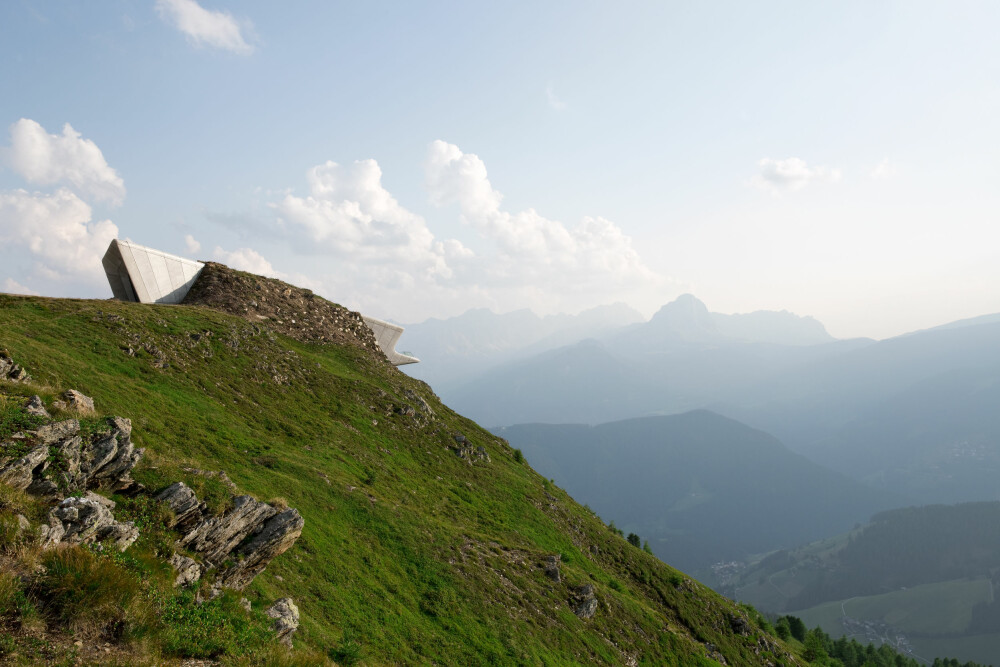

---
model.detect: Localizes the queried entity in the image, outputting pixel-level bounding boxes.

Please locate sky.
[1,1,998,340]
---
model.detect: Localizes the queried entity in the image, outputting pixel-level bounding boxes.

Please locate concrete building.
[101,239,418,366]
[102,239,204,304]
[362,316,419,365]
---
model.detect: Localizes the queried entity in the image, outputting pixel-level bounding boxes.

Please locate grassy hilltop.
[0,268,803,665]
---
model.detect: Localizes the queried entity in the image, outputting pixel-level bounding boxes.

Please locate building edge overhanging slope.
[100,239,418,366]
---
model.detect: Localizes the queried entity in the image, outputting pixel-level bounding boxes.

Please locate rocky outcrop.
[41,493,138,551]
[572,584,598,619]
[52,389,96,415]
[452,434,491,464]
[169,553,202,587]
[3,416,144,497]
[266,598,300,647]
[0,350,31,383]
[157,482,304,590]
[25,395,49,418]
[543,554,561,582]
[0,444,49,491]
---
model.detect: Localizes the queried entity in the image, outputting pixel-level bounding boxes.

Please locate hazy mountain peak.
[648,294,718,338]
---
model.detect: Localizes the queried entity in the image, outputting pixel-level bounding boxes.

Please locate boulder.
[168,552,203,587]
[0,350,30,383]
[157,484,304,591]
[177,495,279,566]
[216,508,305,589]
[35,419,80,445]
[43,493,138,550]
[266,598,300,647]
[56,389,96,415]
[24,395,49,418]
[0,444,49,491]
[571,584,598,619]
[156,482,206,530]
[543,554,561,582]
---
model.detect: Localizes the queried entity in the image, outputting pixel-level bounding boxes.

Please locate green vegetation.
[0,292,801,665]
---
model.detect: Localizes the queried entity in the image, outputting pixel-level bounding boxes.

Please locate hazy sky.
[1,1,998,339]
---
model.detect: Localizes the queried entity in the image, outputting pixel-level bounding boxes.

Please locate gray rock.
[0,444,49,490]
[572,584,598,619]
[156,482,206,530]
[729,613,752,636]
[35,419,80,445]
[24,395,49,418]
[543,554,561,582]
[169,552,202,587]
[61,390,95,414]
[266,598,300,647]
[16,514,30,532]
[0,350,30,383]
[177,495,279,566]
[403,388,433,416]
[240,597,252,612]
[43,493,138,551]
[216,508,305,589]
[79,417,143,490]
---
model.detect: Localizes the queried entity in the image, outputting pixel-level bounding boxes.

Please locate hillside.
[730,503,1000,666]
[0,269,804,666]
[495,411,901,574]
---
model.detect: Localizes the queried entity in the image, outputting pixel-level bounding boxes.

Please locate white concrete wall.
[362,316,419,365]
[102,240,205,304]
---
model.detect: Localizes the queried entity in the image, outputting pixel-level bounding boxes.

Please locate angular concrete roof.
[102,239,204,304]
[362,316,419,366]
[101,239,418,366]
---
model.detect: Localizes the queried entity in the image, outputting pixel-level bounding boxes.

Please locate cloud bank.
[156,0,254,55]
[1,120,122,289]
[6,119,125,205]
[249,141,669,320]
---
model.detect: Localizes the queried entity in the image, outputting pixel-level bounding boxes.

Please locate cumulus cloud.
[2,278,39,296]
[212,246,282,278]
[252,142,670,321]
[272,158,467,280]
[0,188,119,283]
[156,0,254,55]
[424,140,659,286]
[754,157,841,193]
[6,119,125,205]
[184,234,201,254]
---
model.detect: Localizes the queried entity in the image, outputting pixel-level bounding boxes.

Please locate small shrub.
[36,546,146,637]
[512,449,524,464]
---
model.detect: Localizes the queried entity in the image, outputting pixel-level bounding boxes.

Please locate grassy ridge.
[0,294,797,665]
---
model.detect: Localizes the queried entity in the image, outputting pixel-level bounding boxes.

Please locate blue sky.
[1,1,998,339]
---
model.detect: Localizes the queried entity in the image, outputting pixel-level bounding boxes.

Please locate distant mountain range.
[406,295,1000,505]
[495,410,901,574]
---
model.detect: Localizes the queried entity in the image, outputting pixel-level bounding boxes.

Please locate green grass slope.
[0,290,801,666]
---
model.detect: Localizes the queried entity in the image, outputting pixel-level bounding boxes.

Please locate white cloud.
[155,0,254,55]
[6,119,126,205]
[246,143,671,322]
[424,140,660,286]
[2,278,39,296]
[212,246,282,278]
[754,157,841,193]
[184,234,201,254]
[272,158,464,280]
[870,157,895,180]
[0,188,119,283]
[546,83,567,111]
